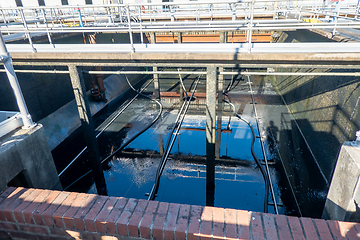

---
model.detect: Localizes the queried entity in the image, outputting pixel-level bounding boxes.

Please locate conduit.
[63,76,163,189]
[58,76,153,177]
[245,75,279,214]
[148,75,201,201]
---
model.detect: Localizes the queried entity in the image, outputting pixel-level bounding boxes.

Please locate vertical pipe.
[206,65,217,206]
[150,32,156,44]
[0,33,35,129]
[139,7,144,44]
[216,67,224,159]
[153,66,160,99]
[247,0,254,53]
[126,5,134,52]
[68,64,107,196]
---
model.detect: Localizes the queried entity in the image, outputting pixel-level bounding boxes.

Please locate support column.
[68,64,107,196]
[177,32,182,43]
[150,32,156,44]
[153,66,160,99]
[216,67,224,159]
[206,65,217,206]
[219,31,226,43]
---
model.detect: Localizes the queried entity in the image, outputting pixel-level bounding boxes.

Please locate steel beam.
[206,65,217,206]
[68,64,107,196]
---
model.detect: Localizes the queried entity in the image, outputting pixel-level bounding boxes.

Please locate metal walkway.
[1,0,360,53]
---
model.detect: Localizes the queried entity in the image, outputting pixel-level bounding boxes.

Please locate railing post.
[247,0,255,53]
[19,9,36,53]
[206,65,217,206]
[153,66,160,99]
[126,5,135,52]
[41,9,54,48]
[0,33,35,129]
[68,64,107,196]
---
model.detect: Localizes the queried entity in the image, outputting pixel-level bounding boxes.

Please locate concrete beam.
[9,52,360,67]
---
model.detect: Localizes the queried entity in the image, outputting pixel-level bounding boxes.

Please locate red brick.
[327,220,346,240]
[18,224,49,235]
[237,209,250,240]
[300,217,319,240]
[13,189,42,223]
[200,206,213,240]
[116,198,138,236]
[263,213,278,240]
[338,221,358,240]
[73,194,98,231]
[33,190,61,225]
[53,192,79,228]
[313,219,332,240]
[62,193,90,230]
[354,222,360,233]
[287,216,305,240]
[152,201,169,240]
[84,196,108,232]
[127,199,148,238]
[251,212,264,240]
[175,204,190,240]
[42,191,71,227]
[0,187,26,221]
[0,221,19,231]
[9,230,38,240]
[22,189,51,224]
[0,230,11,239]
[0,187,17,204]
[224,208,237,240]
[3,188,34,222]
[212,207,224,239]
[274,214,291,240]
[163,203,180,240]
[105,197,128,235]
[94,197,118,233]
[188,205,202,240]
[139,200,159,239]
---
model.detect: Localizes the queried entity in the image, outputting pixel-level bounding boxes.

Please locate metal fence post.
[0,33,35,129]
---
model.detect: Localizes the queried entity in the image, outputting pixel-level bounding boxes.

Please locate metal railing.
[0,0,360,52]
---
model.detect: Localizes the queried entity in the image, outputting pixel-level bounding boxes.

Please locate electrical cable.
[148,75,201,201]
[223,98,270,213]
[58,75,153,177]
[245,74,278,214]
[64,75,163,190]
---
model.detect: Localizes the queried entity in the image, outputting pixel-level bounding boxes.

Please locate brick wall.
[0,187,359,240]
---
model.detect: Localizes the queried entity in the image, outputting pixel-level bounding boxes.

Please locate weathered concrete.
[39,72,142,151]
[0,124,62,192]
[323,142,360,222]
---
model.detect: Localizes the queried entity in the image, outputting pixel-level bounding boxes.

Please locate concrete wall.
[0,124,62,192]
[323,142,360,222]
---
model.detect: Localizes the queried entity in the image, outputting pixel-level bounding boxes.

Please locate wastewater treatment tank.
[53,68,342,218]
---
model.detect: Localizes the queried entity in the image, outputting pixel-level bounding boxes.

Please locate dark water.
[53,74,327,217]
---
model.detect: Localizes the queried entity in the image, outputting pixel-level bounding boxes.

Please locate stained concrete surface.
[0,124,62,192]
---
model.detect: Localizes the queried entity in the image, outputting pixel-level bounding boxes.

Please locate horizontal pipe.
[2,69,359,77]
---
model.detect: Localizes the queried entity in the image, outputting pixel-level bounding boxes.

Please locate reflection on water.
[54,74,329,218]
